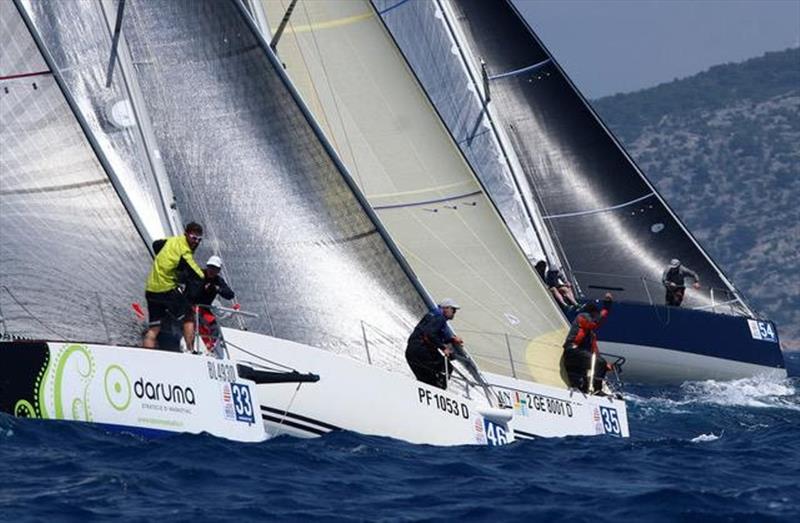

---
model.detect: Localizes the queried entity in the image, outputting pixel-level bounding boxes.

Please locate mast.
[233,0,439,314]
[435,0,565,273]
[501,0,754,316]
[98,0,183,237]
[13,0,154,251]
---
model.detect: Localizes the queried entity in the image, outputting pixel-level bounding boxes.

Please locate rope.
[268,381,304,439]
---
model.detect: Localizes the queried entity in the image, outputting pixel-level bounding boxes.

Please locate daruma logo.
[104,364,132,411]
[134,377,196,405]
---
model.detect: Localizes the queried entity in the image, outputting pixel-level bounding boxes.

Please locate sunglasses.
[188,234,203,242]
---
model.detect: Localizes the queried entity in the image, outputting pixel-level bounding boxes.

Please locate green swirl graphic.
[14,399,36,418]
[104,364,131,411]
[52,344,95,421]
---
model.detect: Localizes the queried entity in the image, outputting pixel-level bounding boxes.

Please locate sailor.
[562,293,613,394]
[406,298,464,390]
[186,255,235,354]
[545,267,579,310]
[189,255,235,307]
[143,222,205,350]
[534,260,547,281]
[662,258,700,307]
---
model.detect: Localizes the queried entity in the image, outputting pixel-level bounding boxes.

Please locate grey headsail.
[67,0,431,370]
[0,1,152,344]
[379,0,751,315]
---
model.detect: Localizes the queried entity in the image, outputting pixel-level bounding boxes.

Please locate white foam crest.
[680,374,799,409]
[690,432,721,443]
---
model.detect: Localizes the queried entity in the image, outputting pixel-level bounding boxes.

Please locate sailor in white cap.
[184,255,237,354]
[405,298,464,389]
[662,258,700,307]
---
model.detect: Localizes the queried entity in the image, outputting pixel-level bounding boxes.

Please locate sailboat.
[375,0,787,384]
[249,0,629,438]
[0,0,293,442]
[2,0,524,446]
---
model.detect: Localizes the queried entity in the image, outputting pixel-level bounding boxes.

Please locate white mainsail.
[258,0,569,386]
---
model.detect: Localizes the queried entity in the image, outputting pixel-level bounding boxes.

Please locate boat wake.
[629,373,800,412]
[680,374,799,410]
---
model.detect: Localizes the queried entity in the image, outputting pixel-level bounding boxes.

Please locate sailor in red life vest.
[562,293,613,394]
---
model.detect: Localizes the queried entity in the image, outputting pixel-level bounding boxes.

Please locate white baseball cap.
[206,255,223,268]
[438,298,460,309]
[669,258,681,268]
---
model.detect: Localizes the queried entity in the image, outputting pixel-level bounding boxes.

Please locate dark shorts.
[145,290,186,327]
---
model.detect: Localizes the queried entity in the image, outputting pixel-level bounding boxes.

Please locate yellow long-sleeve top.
[145,235,204,293]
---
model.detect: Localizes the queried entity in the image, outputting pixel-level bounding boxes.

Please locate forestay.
[0,1,151,345]
[258,0,569,385]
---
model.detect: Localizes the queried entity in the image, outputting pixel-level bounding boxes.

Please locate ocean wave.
[627,374,799,412]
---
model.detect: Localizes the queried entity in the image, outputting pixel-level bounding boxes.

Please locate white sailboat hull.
[223,328,514,446]
[484,372,630,439]
[0,340,266,442]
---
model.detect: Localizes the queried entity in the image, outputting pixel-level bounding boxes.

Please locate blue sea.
[2,353,799,522]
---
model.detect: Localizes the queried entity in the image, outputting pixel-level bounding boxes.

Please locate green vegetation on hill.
[591,48,800,349]
[594,48,800,143]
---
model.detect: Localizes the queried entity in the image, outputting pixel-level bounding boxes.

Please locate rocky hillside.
[592,48,800,350]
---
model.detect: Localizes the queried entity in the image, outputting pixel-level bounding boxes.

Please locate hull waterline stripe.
[261,405,341,431]
[372,190,483,210]
[262,413,329,436]
[542,193,655,220]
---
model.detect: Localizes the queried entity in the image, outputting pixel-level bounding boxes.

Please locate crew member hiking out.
[562,293,613,394]
[406,298,464,390]
[187,255,235,355]
[545,267,579,310]
[662,258,700,307]
[143,222,205,350]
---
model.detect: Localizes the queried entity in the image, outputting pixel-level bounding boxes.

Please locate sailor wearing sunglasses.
[143,222,205,350]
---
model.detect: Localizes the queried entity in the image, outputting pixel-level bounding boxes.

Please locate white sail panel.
[261,0,569,385]
[0,2,152,344]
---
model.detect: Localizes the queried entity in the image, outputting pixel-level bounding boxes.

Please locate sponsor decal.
[104,364,132,411]
[222,383,236,421]
[474,416,486,444]
[134,377,196,405]
[748,320,777,343]
[593,406,605,434]
[495,388,573,418]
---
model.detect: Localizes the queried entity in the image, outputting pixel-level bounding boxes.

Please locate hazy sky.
[514,0,800,99]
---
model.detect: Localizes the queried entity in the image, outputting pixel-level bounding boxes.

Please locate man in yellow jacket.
[143,222,205,350]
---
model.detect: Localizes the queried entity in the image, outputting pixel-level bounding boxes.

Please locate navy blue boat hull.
[567,302,786,384]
